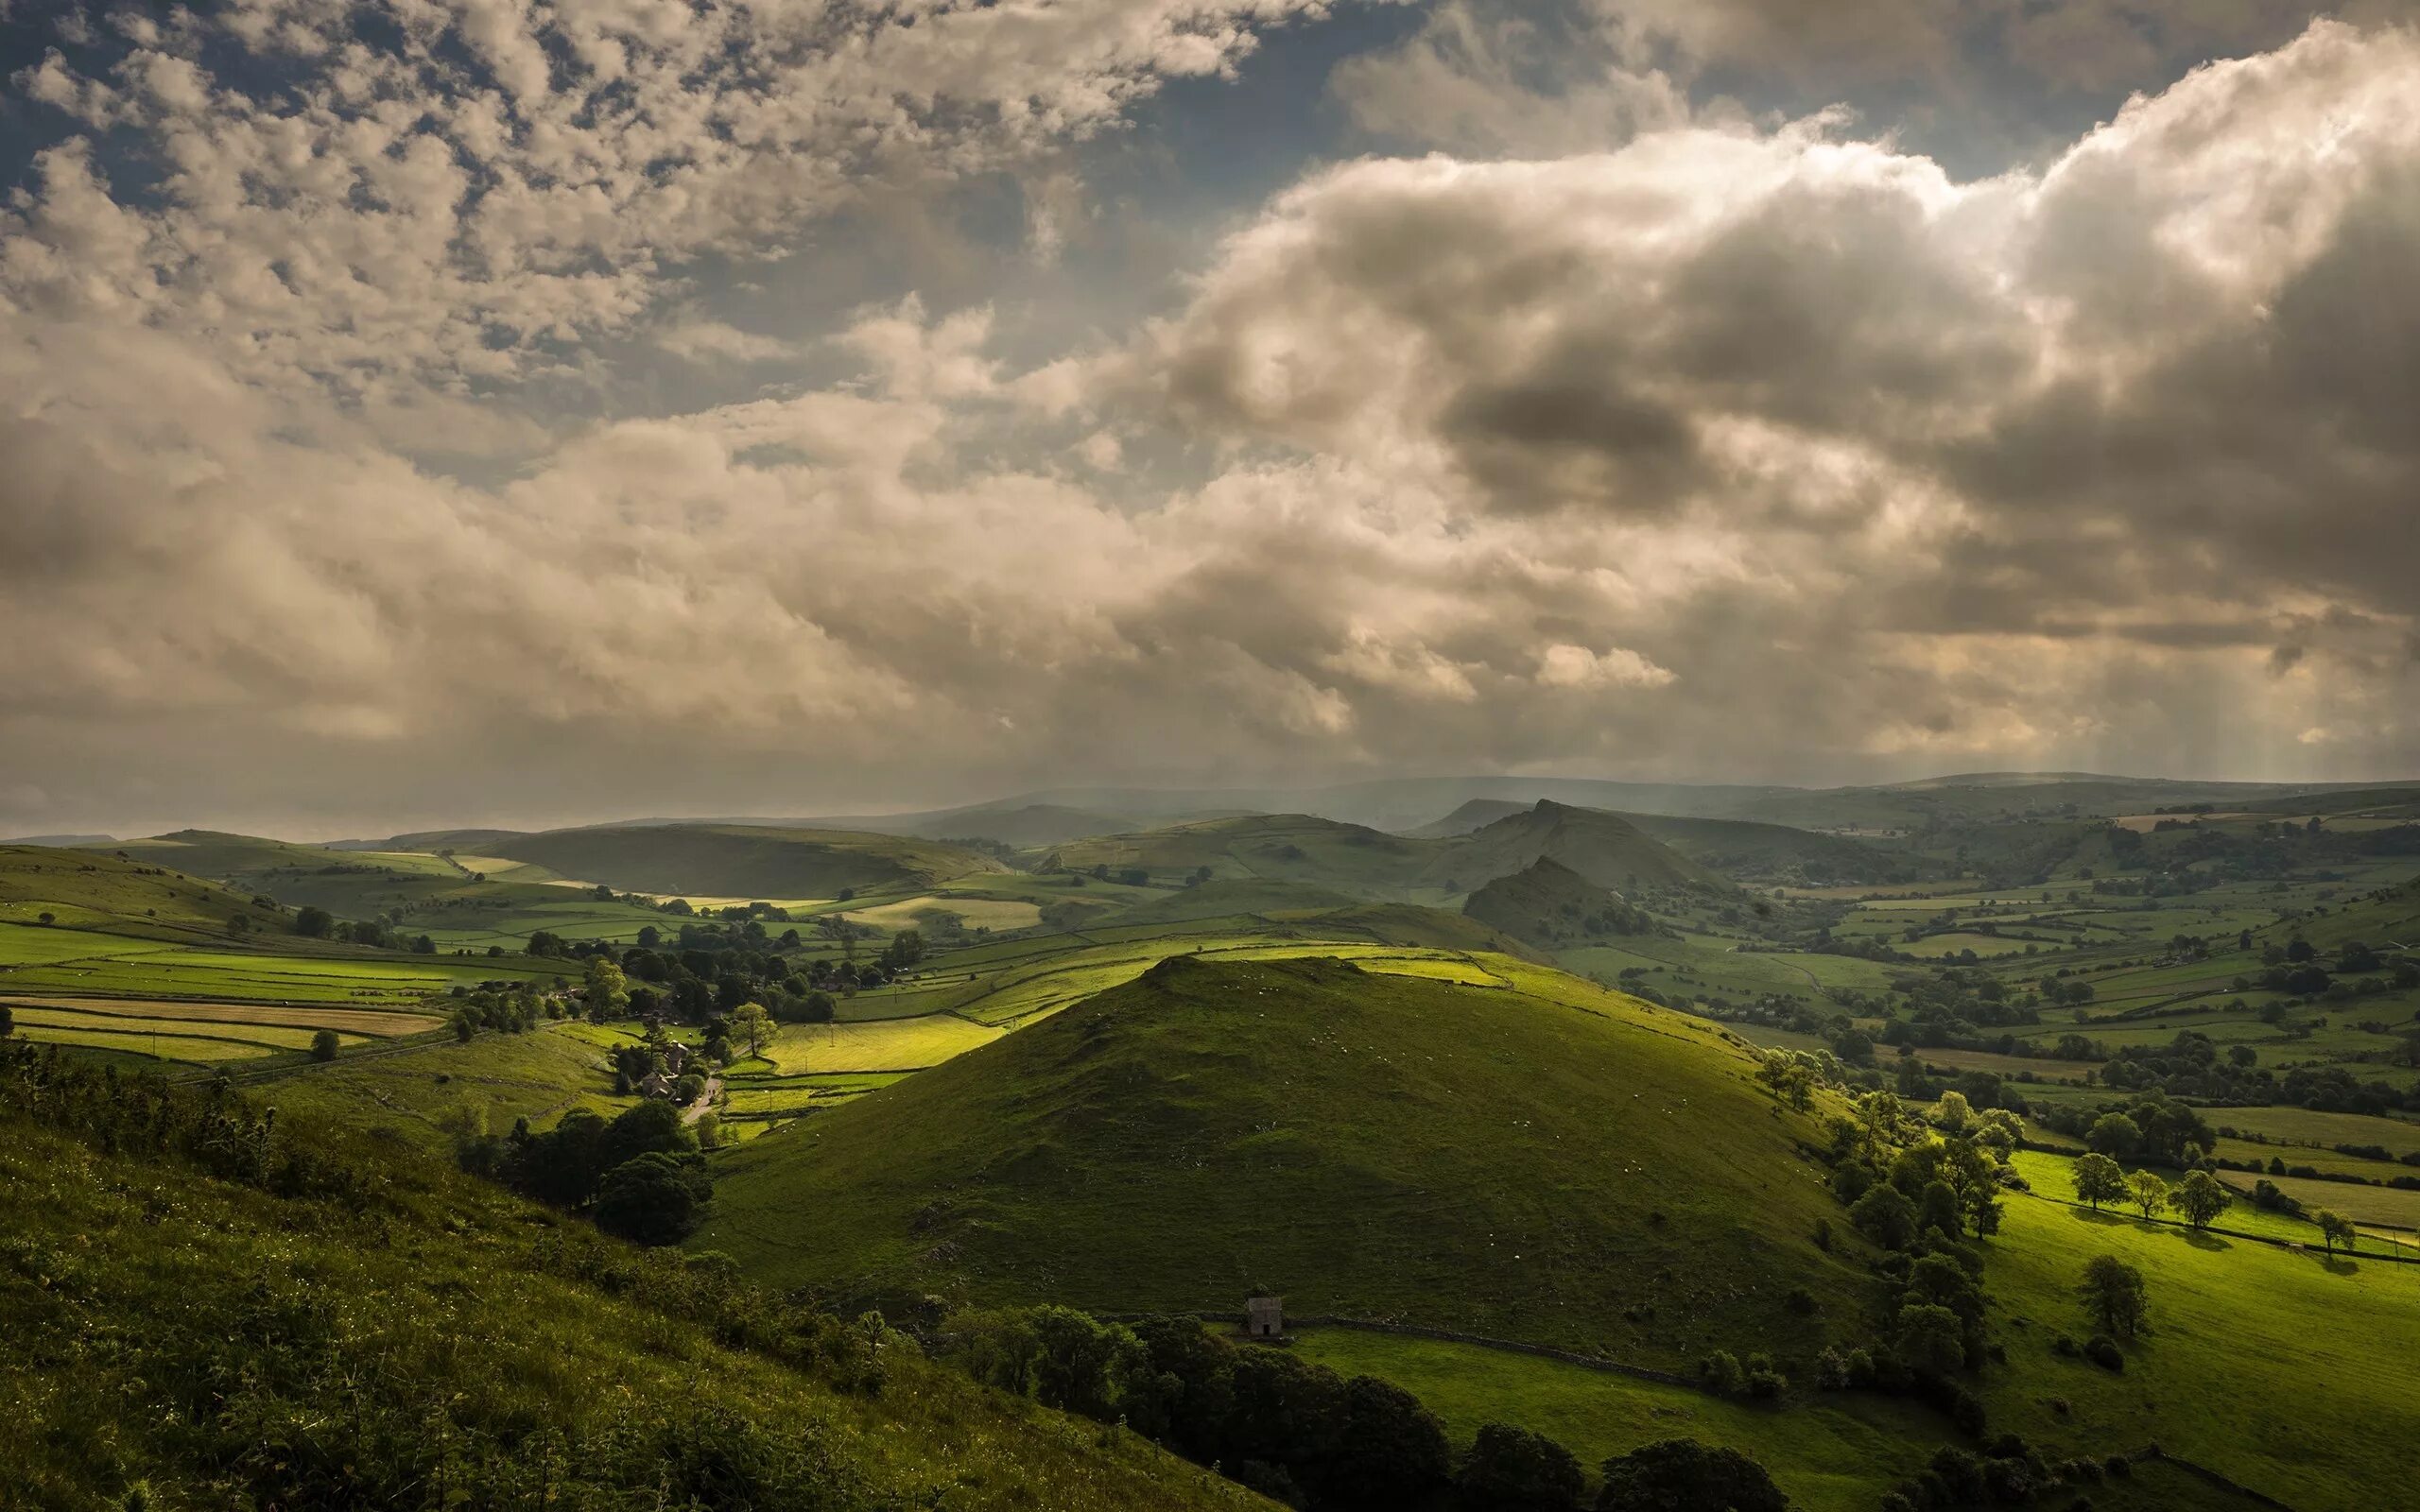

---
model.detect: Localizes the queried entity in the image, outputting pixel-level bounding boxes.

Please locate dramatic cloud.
[1,4,2415,834]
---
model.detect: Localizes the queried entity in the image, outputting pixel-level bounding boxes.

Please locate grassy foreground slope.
[700,954,1870,1365]
[0,1046,1269,1512]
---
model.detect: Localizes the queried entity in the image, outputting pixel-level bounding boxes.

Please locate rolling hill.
[0,845,288,938]
[1461,859,1659,948]
[697,953,1872,1366]
[1402,799,1530,838]
[477,823,1007,899]
[1045,815,1435,899]
[1425,801,1729,895]
[1622,814,1930,885]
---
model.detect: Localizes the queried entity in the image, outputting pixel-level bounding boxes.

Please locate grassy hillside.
[0,844,558,1026]
[698,954,1872,1365]
[1623,814,1928,886]
[489,823,1004,899]
[0,844,288,938]
[1426,802,1729,894]
[1403,799,1530,838]
[0,1046,1270,1512]
[1461,859,1657,949]
[1045,815,1438,900]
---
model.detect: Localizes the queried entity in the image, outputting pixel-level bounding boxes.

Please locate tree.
[2125,1169,2169,1220]
[584,957,630,1023]
[592,1153,709,1245]
[2072,1152,2126,1211]
[878,929,926,971]
[2316,1209,2357,1257]
[2169,1169,2230,1230]
[2087,1112,2141,1159]
[1851,1182,1917,1250]
[1459,1423,1585,1512]
[1330,1374,1453,1511]
[1894,1302,1969,1376]
[0,1004,11,1038]
[599,1097,694,1170]
[1935,1090,1974,1134]
[1596,1439,1787,1512]
[309,1028,340,1062]
[2080,1255,2149,1338]
[293,905,333,938]
[729,1001,773,1058]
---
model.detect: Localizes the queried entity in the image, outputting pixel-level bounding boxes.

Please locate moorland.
[9,769,2419,1510]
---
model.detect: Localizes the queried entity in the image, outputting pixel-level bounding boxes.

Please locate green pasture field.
[1981,1180,2420,1512]
[757,1015,1002,1074]
[0,995,443,1036]
[2210,1137,2407,1182]
[7,1005,372,1054]
[11,1025,285,1063]
[841,893,1046,933]
[0,944,557,1004]
[1287,1328,1947,1512]
[262,1022,631,1150]
[1907,1044,2080,1078]
[1900,931,2036,959]
[2211,1106,2420,1149]
[2224,1171,2420,1230]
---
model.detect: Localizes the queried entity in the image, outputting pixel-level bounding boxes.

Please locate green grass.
[755,1015,1003,1073]
[1979,1184,2420,1512]
[0,1060,1273,1512]
[698,954,1876,1367]
[1287,1328,1946,1512]
[477,823,1006,900]
[259,1022,631,1150]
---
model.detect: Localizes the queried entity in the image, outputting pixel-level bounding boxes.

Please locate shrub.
[1458,1423,1585,1512]
[593,1153,711,1246]
[309,1028,340,1062]
[2083,1335,2124,1372]
[1698,1351,1745,1396]
[1597,1439,1786,1512]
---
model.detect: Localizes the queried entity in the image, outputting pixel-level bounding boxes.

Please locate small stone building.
[1245,1295,1284,1339]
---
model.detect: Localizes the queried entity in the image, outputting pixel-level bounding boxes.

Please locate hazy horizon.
[24,765,2420,849]
[7,1,2419,837]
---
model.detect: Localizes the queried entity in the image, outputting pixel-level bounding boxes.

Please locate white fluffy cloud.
[2,6,2417,833]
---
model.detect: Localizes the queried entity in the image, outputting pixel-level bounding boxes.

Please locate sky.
[3,0,2418,838]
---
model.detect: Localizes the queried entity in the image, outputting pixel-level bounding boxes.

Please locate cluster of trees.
[942,1307,1785,1512]
[290,903,436,953]
[2069,1152,2232,1229]
[2031,1093,2215,1168]
[549,921,929,1028]
[1822,1091,2008,1401]
[1879,1438,2130,1512]
[455,1098,712,1245]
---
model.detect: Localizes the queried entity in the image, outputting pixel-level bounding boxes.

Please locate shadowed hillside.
[1426,801,1729,895]
[487,823,1006,898]
[1461,859,1660,948]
